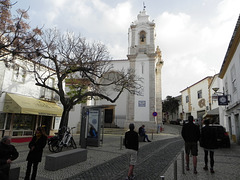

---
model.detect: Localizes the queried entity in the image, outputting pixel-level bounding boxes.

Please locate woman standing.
[24,127,47,180]
[200,119,218,173]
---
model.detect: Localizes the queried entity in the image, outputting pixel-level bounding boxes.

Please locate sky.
[11,0,240,99]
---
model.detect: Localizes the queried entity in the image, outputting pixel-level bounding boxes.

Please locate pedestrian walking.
[124,123,139,180]
[24,127,47,180]
[181,115,200,174]
[0,136,19,180]
[200,119,218,173]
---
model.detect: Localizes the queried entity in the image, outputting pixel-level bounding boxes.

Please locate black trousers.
[24,161,39,180]
[204,150,214,168]
[0,164,10,180]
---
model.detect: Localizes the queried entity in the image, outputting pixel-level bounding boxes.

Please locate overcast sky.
[12,0,240,99]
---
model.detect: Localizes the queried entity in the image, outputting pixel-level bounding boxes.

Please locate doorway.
[41,116,52,135]
[235,114,240,145]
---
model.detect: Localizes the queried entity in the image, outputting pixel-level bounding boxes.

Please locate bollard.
[160,176,165,180]
[174,160,177,180]
[120,136,123,150]
[152,132,153,140]
[182,150,185,174]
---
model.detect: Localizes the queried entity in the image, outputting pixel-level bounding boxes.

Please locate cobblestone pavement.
[69,137,184,180]
[11,124,240,180]
[163,143,240,180]
[13,124,181,180]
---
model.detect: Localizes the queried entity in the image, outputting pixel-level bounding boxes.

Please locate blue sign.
[152,112,158,117]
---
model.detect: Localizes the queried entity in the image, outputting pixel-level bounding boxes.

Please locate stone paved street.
[10,124,240,180]
[70,137,184,180]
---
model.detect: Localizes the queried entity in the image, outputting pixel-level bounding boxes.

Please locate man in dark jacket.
[138,125,151,142]
[200,119,218,173]
[0,136,19,180]
[181,115,200,174]
[124,123,139,180]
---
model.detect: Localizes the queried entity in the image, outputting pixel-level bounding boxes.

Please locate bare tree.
[30,29,143,128]
[0,0,42,61]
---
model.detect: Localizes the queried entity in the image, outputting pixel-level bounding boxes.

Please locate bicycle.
[48,126,77,153]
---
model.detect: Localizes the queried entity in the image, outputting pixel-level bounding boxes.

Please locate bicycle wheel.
[49,144,54,152]
[51,139,63,153]
[48,138,57,152]
[70,137,77,149]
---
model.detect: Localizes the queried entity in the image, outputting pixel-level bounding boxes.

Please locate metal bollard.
[160,176,165,180]
[182,150,185,174]
[174,160,177,180]
[120,136,123,150]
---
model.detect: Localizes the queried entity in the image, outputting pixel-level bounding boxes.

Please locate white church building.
[90,9,164,131]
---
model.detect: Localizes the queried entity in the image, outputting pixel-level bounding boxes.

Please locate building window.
[231,66,237,93]
[186,95,189,103]
[40,78,55,100]
[12,114,36,136]
[225,81,228,95]
[12,64,26,83]
[197,90,202,99]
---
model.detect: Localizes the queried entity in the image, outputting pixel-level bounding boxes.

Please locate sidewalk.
[13,125,180,180]
[11,124,240,180]
[163,139,240,180]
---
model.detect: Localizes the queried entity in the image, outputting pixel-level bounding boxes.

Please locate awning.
[203,107,219,118]
[3,93,63,116]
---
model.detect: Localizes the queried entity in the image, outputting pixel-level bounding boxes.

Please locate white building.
[218,15,240,144]
[180,76,213,124]
[94,9,164,131]
[0,57,63,137]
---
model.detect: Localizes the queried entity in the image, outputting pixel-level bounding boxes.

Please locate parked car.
[209,124,231,148]
[170,119,181,125]
[180,120,188,126]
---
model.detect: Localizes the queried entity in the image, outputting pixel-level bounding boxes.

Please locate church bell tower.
[126,8,164,130]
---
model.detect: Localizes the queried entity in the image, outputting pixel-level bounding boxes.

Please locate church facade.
[94,9,164,131]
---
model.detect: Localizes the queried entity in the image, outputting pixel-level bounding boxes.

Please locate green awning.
[3,93,63,116]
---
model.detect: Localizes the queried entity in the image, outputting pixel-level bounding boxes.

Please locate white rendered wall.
[134,54,150,122]
[221,42,240,135]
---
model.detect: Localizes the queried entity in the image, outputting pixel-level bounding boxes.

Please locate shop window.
[13,114,35,130]
[12,114,36,136]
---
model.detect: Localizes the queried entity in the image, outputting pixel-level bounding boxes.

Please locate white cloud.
[154,0,239,99]
[14,0,240,99]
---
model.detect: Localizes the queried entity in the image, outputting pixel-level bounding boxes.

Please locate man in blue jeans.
[181,115,200,174]
[138,125,151,142]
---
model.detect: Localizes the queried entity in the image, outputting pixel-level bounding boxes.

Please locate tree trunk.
[59,108,70,129]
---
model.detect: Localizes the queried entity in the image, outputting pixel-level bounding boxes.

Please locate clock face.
[218,95,228,105]
[219,96,227,103]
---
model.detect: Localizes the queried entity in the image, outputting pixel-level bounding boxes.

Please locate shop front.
[0,93,63,138]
